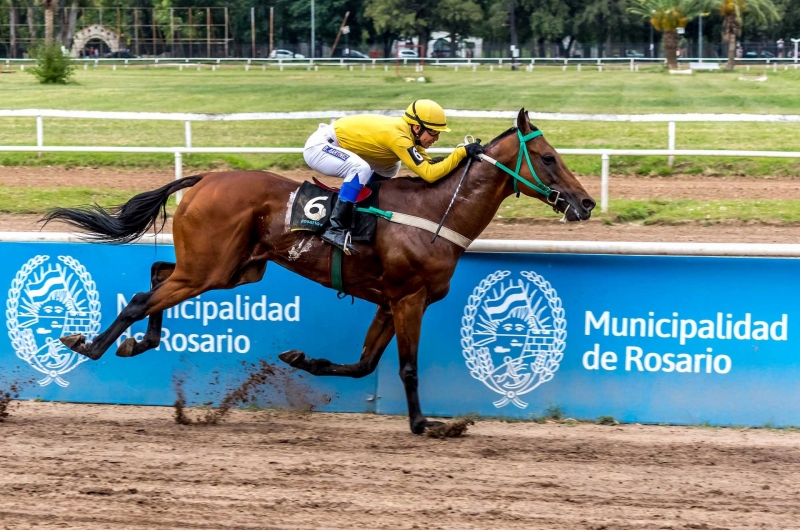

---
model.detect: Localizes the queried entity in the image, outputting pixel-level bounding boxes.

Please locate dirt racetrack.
[1,401,798,530]
[3,168,800,528]
[5,166,800,243]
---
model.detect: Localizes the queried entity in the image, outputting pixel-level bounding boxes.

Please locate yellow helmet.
[403,99,451,133]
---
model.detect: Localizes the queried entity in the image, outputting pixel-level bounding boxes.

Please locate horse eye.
[542,155,556,165]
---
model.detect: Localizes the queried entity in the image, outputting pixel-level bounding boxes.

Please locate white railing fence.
[2,108,799,212]
[4,56,799,80]
[4,56,800,68]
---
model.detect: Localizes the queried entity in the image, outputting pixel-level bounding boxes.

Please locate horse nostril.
[582,198,596,211]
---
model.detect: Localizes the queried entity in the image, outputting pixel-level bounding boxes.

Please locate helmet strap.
[411,124,424,145]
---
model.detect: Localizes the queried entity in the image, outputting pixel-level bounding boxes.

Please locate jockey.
[303,99,485,253]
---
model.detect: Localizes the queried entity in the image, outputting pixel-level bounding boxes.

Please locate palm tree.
[40,0,58,43]
[4,0,19,58]
[708,0,779,70]
[628,0,707,69]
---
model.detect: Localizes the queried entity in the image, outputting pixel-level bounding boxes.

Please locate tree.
[4,0,19,58]
[707,0,779,70]
[629,0,707,69]
[433,0,482,57]
[365,0,434,56]
[576,0,630,57]
[29,41,74,83]
[522,0,586,57]
[39,0,58,43]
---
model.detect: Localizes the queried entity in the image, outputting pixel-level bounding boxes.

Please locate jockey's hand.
[464,141,485,161]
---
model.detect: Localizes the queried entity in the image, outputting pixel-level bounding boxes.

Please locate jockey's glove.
[464,142,485,161]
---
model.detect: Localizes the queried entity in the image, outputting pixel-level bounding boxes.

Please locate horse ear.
[516,108,530,133]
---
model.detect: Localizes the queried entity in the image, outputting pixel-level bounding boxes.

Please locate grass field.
[2,66,799,223]
[3,64,799,113]
[1,66,799,174]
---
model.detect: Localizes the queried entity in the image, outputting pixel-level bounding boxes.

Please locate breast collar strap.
[480,129,557,203]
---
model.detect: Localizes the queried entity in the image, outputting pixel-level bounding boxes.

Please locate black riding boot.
[321,198,358,255]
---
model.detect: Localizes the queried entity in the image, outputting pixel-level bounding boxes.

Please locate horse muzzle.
[549,190,595,222]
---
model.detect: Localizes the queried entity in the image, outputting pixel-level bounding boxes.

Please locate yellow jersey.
[333,115,467,183]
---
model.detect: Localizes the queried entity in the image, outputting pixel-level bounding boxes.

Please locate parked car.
[269,49,305,59]
[397,49,419,58]
[625,50,645,58]
[744,50,775,58]
[331,48,369,59]
[104,50,139,59]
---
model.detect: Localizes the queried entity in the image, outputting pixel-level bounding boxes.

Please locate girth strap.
[357,206,472,249]
[330,207,472,294]
[331,246,345,293]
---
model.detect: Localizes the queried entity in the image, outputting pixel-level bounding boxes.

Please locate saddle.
[290,178,382,243]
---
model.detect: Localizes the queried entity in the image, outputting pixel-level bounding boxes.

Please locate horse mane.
[484,126,517,149]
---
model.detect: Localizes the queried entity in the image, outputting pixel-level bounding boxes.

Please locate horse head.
[486,108,595,222]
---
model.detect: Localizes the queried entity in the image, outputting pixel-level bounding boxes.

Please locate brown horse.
[43,109,595,434]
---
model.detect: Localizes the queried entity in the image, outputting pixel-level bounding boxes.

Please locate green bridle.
[480,129,560,204]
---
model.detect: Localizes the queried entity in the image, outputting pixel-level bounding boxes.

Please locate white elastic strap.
[388,212,472,249]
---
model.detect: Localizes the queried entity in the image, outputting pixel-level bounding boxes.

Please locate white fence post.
[668,121,676,167]
[174,152,184,204]
[36,113,43,158]
[185,121,192,156]
[601,153,610,213]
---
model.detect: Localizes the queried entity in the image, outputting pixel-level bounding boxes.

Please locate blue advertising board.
[2,241,799,426]
[1,242,378,413]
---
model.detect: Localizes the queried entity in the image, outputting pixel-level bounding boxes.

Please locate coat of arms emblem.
[6,255,101,387]
[461,270,566,408]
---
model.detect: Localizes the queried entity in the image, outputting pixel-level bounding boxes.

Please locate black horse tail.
[41,175,204,244]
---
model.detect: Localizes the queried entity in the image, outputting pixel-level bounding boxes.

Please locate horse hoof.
[116,338,137,358]
[60,334,85,350]
[278,350,306,367]
[411,419,444,435]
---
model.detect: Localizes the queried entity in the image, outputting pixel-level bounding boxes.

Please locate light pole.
[793,38,800,64]
[698,14,703,60]
[310,0,315,59]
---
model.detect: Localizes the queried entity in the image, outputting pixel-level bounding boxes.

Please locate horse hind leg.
[280,306,394,377]
[61,288,161,361]
[62,266,208,360]
[117,261,175,358]
[118,258,268,358]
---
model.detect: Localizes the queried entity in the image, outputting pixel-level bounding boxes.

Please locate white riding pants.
[303,123,400,185]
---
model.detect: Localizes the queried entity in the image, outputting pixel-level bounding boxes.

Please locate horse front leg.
[279,306,394,377]
[391,288,442,435]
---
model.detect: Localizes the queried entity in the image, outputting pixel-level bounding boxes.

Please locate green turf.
[1,67,799,175]
[498,197,800,224]
[0,186,161,214]
[2,64,799,113]
[4,183,799,225]
[3,66,800,224]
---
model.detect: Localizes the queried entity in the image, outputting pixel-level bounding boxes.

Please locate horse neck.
[444,140,517,241]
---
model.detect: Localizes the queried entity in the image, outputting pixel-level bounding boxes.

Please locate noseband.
[479,129,561,206]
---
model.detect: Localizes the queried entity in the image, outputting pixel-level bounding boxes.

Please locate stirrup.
[343,232,353,256]
[322,228,357,255]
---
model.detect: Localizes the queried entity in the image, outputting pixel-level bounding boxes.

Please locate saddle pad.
[290,180,381,243]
